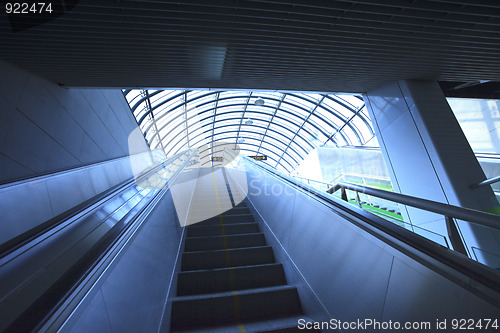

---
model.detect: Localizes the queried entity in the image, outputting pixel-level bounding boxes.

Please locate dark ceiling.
[1,0,500,93]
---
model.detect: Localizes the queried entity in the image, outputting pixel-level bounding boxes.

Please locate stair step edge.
[172,316,319,333]
[188,222,259,229]
[178,262,283,275]
[172,285,297,303]
[183,245,272,255]
[185,232,264,240]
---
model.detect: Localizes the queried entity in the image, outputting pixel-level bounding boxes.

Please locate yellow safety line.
[210,167,246,333]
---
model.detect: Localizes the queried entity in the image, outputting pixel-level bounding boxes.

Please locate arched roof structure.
[124,89,375,173]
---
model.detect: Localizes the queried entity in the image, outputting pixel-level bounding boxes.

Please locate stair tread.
[177,263,286,296]
[172,315,319,332]
[171,286,303,331]
[193,219,256,226]
[185,232,264,243]
[192,214,255,225]
[178,262,281,274]
[184,233,266,252]
[184,244,272,255]
[187,222,258,229]
[181,246,275,271]
[173,284,296,302]
[186,223,260,237]
[172,191,308,332]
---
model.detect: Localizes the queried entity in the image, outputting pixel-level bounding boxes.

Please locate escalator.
[0,151,193,332]
[2,151,500,332]
[170,169,316,332]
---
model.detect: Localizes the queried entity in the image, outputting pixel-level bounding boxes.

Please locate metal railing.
[288,172,500,260]
[326,181,500,257]
[471,175,500,189]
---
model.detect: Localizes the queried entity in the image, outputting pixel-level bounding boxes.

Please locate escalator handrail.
[239,156,500,299]
[0,150,192,259]
[288,175,499,230]
[2,149,196,332]
[327,181,500,230]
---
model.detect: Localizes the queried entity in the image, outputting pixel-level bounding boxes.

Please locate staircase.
[170,168,317,332]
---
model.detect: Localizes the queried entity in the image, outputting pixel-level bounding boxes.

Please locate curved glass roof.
[123,89,375,173]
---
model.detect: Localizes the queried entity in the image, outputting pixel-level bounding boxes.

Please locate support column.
[363,80,500,266]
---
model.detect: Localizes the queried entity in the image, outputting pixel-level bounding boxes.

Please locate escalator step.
[187,208,251,221]
[222,207,251,215]
[184,233,266,252]
[254,316,322,332]
[194,214,255,225]
[190,202,234,210]
[170,285,302,331]
[187,223,260,237]
[170,316,320,332]
[181,246,275,271]
[177,263,286,296]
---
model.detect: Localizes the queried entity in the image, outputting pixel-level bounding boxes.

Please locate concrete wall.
[0,60,146,184]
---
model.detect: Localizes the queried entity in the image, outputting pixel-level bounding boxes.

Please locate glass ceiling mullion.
[126,89,372,174]
[256,94,286,155]
[145,90,166,153]
[182,91,191,149]
[275,95,326,168]
[187,129,301,167]
[322,105,366,146]
[235,92,252,148]
[210,92,220,166]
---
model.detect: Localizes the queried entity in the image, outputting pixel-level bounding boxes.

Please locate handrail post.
[445,216,469,257]
[356,191,362,208]
[341,187,348,202]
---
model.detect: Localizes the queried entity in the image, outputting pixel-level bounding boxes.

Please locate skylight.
[123,89,375,173]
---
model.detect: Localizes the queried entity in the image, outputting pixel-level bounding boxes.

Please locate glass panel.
[134,103,149,123]
[268,122,295,139]
[297,92,323,103]
[273,115,301,129]
[285,95,316,111]
[350,115,371,145]
[219,91,250,99]
[286,146,302,163]
[332,131,350,146]
[218,105,245,114]
[217,97,247,107]
[149,90,174,109]
[316,105,345,128]
[322,97,352,120]
[215,124,240,134]
[293,135,313,153]
[336,94,364,110]
[281,99,309,118]
[448,98,500,154]
[309,114,332,134]
[264,136,288,151]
